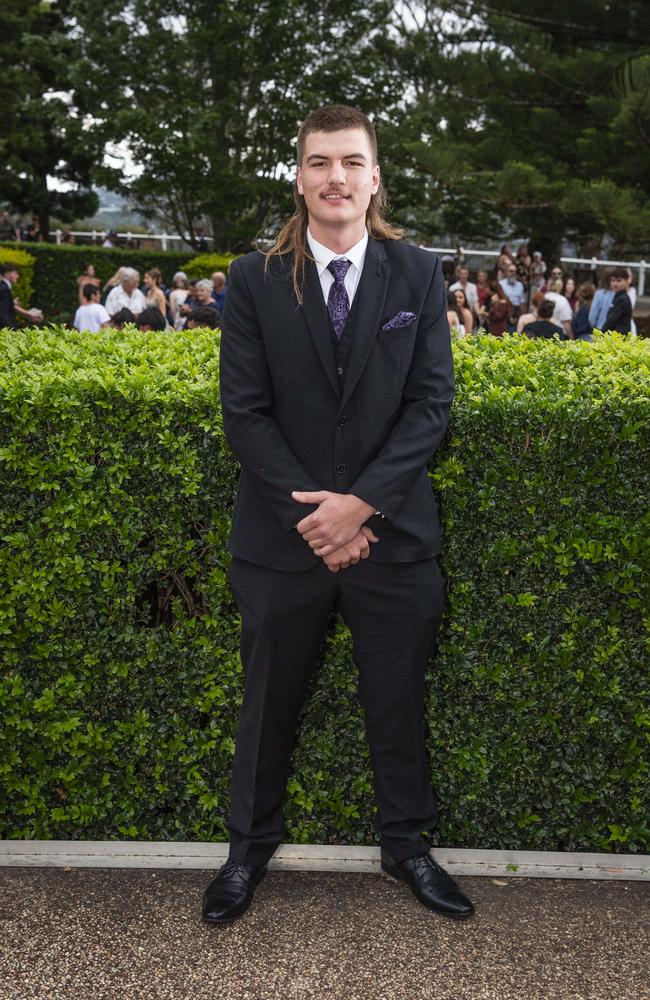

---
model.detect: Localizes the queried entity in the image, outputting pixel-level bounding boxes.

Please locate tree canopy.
[2,0,649,257]
[0,1,100,237]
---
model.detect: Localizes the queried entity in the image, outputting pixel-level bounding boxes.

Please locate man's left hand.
[292,490,376,556]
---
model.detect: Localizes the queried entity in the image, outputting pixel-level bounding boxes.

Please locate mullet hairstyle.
[264,104,403,303]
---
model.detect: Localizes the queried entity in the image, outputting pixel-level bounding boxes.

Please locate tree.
[383,0,650,258]
[70,0,394,251]
[0,1,100,238]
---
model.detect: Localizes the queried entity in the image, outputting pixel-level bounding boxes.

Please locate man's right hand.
[322,525,379,573]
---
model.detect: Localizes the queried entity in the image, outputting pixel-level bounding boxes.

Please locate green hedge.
[0,243,193,323]
[185,252,238,279]
[0,330,648,852]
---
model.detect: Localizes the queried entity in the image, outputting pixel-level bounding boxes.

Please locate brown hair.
[577,282,596,304]
[531,291,545,309]
[145,268,162,286]
[264,104,403,302]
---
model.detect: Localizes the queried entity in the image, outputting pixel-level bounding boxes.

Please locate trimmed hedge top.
[0,329,648,852]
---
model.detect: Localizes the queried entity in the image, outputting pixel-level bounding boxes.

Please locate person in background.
[195,227,208,252]
[487,281,514,336]
[497,243,514,279]
[522,298,567,339]
[516,291,545,333]
[109,308,135,329]
[61,230,76,245]
[625,268,637,335]
[169,271,189,328]
[563,276,578,313]
[136,306,167,331]
[571,283,595,341]
[475,269,491,327]
[194,278,220,313]
[446,289,466,337]
[499,262,525,317]
[544,278,573,338]
[0,263,44,327]
[453,287,474,333]
[449,264,478,318]
[186,306,221,330]
[73,284,111,332]
[529,251,546,296]
[77,263,102,304]
[143,268,167,316]
[211,271,228,312]
[600,268,633,335]
[25,217,43,242]
[541,265,563,294]
[178,279,201,322]
[515,243,531,290]
[103,266,127,298]
[0,210,18,242]
[588,269,614,332]
[102,229,118,248]
[105,268,146,317]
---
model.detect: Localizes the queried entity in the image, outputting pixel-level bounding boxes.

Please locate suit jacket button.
[337,416,347,426]
[337,366,344,375]
[336,464,346,474]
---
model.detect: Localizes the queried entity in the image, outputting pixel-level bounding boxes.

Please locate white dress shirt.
[105,284,147,317]
[306,228,368,307]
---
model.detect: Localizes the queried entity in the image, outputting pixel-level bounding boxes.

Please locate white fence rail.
[50,231,648,296]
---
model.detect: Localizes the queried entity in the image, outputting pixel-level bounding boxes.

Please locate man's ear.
[296,168,303,196]
[372,163,380,196]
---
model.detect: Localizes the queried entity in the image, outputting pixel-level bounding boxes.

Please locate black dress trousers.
[227,555,444,867]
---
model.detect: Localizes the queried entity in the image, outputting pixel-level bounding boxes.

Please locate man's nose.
[327,160,347,185]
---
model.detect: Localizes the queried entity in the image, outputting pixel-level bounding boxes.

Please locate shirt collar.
[307,228,368,277]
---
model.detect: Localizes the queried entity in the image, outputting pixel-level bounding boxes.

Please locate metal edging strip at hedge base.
[1,841,648,881]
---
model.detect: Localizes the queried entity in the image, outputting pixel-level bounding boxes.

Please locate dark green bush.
[0,242,193,323]
[0,330,648,852]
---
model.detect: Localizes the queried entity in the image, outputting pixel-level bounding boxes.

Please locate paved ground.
[1,867,648,1000]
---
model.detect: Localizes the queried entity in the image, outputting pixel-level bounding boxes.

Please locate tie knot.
[327,258,352,283]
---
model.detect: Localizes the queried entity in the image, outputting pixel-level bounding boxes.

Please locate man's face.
[611,276,627,293]
[296,128,380,235]
[197,285,212,304]
[122,277,137,294]
[550,268,562,281]
[4,269,18,285]
[506,265,517,280]
[457,268,469,284]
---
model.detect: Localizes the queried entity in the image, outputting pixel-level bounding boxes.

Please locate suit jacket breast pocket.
[377,322,417,342]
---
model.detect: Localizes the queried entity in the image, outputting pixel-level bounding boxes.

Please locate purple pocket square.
[382,311,417,331]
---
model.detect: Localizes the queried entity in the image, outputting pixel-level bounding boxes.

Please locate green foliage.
[0,2,102,235]
[0,246,35,310]
[384,1,650,256]
[0,330,648,851]
[67,0,395,251]
[185,253,239,279]
[0,243,192,323]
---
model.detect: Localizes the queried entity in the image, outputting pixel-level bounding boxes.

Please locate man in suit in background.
[0,264,43,328]
[205,104,473,924]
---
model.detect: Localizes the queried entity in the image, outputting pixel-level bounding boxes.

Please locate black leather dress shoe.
[202,859,267,924]
[381,850,474,919]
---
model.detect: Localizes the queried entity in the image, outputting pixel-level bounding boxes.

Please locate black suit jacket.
[219,237,454,571]
[602,290,632,335]
[0,281,17,329]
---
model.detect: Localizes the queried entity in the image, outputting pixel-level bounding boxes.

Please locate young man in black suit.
[204,105,473,923]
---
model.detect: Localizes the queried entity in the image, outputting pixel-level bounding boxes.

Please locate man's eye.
[346,160,363,166]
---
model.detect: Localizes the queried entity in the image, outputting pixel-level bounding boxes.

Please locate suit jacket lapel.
[299,259,340,398]
[340,237,389,411]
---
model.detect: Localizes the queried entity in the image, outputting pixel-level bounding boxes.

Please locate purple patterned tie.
[327,259,352,338]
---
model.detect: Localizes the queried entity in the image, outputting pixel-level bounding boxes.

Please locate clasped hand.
[292,490,378,573]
